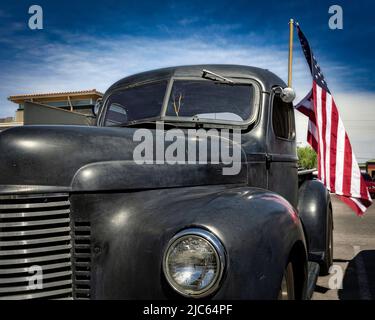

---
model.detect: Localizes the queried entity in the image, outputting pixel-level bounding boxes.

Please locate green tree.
[297,146,317,169]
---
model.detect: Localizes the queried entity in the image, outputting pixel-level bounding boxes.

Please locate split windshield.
[104,81,167,126]
[166,80,254,122]
[103,79,255,126]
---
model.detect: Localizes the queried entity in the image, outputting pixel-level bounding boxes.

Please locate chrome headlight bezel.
[162,228,226,298]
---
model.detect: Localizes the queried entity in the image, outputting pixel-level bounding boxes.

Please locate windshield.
[104,80,167,126]
[166,80,255,122]
[103,78,256,126]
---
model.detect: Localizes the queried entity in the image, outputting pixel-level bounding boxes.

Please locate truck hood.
[0,125,247,194]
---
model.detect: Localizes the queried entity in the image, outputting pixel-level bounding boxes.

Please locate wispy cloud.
[0,31,373,159]
[178,17,199,26]
[0,32,312,112]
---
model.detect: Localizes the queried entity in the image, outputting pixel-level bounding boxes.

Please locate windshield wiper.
[202,69,236,85]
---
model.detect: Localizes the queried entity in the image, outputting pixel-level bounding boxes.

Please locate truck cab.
[0,65,332,300]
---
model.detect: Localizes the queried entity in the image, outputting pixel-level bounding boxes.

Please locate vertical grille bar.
[0,193,73,300]
[73,221,91,300]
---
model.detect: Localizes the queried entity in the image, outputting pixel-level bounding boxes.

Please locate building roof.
[8,89,103,103]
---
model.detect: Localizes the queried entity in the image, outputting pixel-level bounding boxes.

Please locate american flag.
[295,23,372,215]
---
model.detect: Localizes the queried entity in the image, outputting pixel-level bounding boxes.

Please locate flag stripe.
[339,196,365,216]
[295,23,372,215]
[321,89,328,188]
[315,84,325,184]
[335,117,346,195]
[324,93,332,191]
[308,132,319,152]
[342,133,352,195]
[329,99,339,192]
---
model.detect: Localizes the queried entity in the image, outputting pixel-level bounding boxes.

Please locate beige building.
[1,89,103,131]
[8,89,103,121]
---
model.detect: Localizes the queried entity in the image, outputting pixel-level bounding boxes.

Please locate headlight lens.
[163,228,225,297]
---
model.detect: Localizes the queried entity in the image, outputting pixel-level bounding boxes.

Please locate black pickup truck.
[0,65,332,300]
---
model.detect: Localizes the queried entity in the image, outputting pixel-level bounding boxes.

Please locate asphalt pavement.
[312,195,375,300]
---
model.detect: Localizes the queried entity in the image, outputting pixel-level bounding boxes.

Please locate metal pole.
[68,96,73,111]
[288,18,294,87]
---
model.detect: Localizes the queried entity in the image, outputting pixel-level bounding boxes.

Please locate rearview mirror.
[273,87,296,104]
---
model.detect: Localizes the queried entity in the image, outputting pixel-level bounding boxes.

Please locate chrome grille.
[73,221,91,300]
[0,193,73,299]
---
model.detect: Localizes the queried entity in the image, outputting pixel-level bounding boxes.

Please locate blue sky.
[0,0,374,159]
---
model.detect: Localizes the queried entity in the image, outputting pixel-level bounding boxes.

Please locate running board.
[306,261,320,300]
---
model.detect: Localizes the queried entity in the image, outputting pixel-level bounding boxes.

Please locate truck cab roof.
[106,64,286,94]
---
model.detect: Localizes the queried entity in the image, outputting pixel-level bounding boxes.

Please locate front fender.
[70,185,307,299]
[298,179,331,261]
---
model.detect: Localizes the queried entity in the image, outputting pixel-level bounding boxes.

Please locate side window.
[105,103,128,126]
[272,95,295,140]
[102,80,168,127]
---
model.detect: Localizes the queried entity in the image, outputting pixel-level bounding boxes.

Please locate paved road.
[312,195,375,300]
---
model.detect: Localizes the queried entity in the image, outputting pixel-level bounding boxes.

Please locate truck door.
[267,94,299,208]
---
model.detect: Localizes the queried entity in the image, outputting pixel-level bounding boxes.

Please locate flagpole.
[288,18,294,87]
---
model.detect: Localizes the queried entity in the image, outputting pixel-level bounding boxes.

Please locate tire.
[320,207,333,275]
[278,262,295,300]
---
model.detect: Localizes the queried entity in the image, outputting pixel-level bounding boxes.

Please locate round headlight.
[163,228,225,298]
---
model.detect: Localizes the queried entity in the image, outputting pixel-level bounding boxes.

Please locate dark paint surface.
[298,180,331,258]
[71,186,306,299]
[0,125,248,191]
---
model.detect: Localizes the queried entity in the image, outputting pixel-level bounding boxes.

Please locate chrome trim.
[0,288,73,300]
[0,270,72,284]
[0,226,71,237]
[0,235,71,247]
[0,262,71,275]
[0,279,72,294]
[0,193,73,299]
[0,253,72,265]
[0,208,70,219]
[0,186,71,196]
[0,218,70,228]
[0,244,72,256]
[0,200,70,210]
[162,228,226,298]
